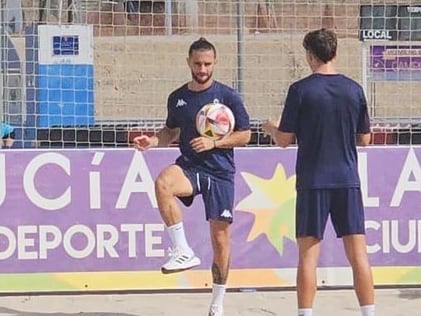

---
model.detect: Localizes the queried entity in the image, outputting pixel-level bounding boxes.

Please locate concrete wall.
[93,34,314,120]
[93,34,421,121]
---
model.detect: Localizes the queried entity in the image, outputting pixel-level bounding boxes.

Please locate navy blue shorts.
[178,166,234,223]
[296,188,366,239]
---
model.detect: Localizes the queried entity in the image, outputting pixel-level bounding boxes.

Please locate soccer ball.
[196,103,235,140]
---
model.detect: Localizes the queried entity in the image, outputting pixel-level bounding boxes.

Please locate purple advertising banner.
[0,147,421,281]
[370,45,421,81]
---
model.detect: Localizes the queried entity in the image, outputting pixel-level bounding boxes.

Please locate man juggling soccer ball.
[134,37,251,316]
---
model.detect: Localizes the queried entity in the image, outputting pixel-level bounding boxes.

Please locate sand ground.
[0,288,418,315]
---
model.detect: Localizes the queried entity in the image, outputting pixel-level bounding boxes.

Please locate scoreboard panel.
[397,6,421,41]
[360,5,421,41]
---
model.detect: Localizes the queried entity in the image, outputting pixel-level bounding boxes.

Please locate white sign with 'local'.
[361,29,393,40]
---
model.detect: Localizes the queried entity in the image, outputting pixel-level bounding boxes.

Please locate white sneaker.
[161,247,201,274]
[209,305,224,316]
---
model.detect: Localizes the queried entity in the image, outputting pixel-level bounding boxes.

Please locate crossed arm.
[262,120,372,148]
[134,126,251,152]
[133,126,180,150]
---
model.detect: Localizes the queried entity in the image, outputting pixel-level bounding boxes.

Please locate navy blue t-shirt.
[279,73,370,190]
[166,81,250,180]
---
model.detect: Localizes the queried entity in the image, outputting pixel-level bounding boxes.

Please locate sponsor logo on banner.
[1,147,421,290]
[370,45,421,81]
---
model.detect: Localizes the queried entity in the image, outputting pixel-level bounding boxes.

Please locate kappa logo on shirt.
[220,209,233,218]
[176,99,187,107]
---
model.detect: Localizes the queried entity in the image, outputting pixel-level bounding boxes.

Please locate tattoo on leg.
[212,262,229,285]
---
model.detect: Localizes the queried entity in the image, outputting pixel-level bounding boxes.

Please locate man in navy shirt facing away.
[262,29,375,316]
[134,37,251,316]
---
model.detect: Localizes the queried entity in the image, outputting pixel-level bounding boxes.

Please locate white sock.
[361,304,375,316]
[210,283,226,307]
[298,308,313,316]
[166,222,191,252]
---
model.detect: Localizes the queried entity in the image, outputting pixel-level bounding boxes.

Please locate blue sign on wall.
[37,25,94,127]
[53,35,80,56]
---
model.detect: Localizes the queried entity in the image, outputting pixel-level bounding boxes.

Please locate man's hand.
[190,136,215,153]
[133,135,157,151]
[262,119,295,148]
[261,119,278,137]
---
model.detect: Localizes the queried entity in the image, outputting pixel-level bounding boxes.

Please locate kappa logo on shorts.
[220,209,232,218]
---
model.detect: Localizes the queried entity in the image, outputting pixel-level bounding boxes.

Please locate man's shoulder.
[169,83,189,98]
[340,75,363,89]
[213,80,237,93]
[293,74,362,90]
[290,74,316,90]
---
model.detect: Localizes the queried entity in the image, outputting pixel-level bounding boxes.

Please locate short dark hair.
[303,28,337,63]
[188,37,216,57]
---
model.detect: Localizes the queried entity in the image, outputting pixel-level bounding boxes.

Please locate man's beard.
[192,72,213,85]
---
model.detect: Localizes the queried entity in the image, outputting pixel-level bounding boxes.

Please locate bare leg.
[154,165,193,226]
[208,219,231,315]
[155,165,200,274]
[343,234,375,306]
[210,220,231,284]
[296,237,321,309]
